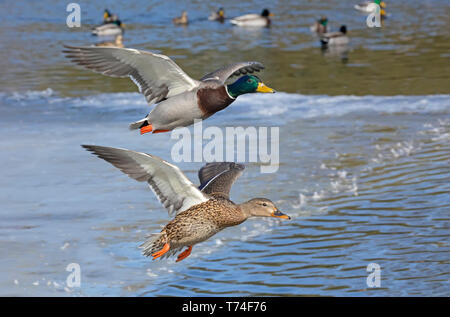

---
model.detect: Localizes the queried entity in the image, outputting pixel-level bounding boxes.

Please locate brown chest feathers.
[162,199,246,244]
[197,86,235,117]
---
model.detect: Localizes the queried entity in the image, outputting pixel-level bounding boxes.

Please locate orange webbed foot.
[152,243,170,260]
[176,246,192,262]
[140,124,153,135]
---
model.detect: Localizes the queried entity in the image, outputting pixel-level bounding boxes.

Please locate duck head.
[104,9,111,20]
[241,198,290,220]
[226,75,275,98]
[319,16,328,26]
[340,25,347,34]
[113,19,124,27]
[261,9,274,17]
[218,7,225,18]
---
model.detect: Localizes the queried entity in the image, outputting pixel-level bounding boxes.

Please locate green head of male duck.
[319,17,328,26]
[226,75,275,98]
[374,0,386,8]
[261,9,274,17]
[112,20,123,27]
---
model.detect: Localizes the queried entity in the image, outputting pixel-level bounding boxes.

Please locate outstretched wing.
[198,162,245,198]
[63,46,200,105]
[200,62,264,83]
[82,145,209,217]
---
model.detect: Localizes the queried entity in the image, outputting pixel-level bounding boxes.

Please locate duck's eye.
[247,79,252,83]
[262,203,267,207]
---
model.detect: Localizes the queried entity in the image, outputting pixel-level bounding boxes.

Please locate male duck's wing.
[198,162,245,198]
[322,31,344,39]
[82,145,209,218]
[230,13,261,23]
[200,62,264,84]
[92,23,119,31]
[63,46,200,105]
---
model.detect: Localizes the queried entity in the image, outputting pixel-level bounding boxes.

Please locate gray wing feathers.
[63,45,199,105]
[200,62,264,83]
[198,162,245,198]
[82,145,209,217]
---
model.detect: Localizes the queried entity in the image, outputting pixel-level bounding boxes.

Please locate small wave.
[240,92,450,120]
[0,88,54,102]
[1,90,448,119]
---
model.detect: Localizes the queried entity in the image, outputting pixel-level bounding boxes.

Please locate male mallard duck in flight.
[310,16,328,34]
[209,7,225,23]
[82,145,290,262]
[230,9,274,27]
[320,25,349,46]
[92,19,124,36]
[173,11,188,25]
[63,46,274,134]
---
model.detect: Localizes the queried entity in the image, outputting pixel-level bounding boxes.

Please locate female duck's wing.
[63,46,200,105]
[200,62,264,84]
[198,162,245,198]
[82,145,209,218]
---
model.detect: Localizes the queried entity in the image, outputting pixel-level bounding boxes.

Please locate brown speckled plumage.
[142,198,246,258]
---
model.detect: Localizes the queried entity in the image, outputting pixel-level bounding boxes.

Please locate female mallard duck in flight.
[320,25,349,46]
[230,8,273,27]
[173,11,188,25]
[63,46,274,134]
[82,145,290,262]
[209,7,225,23]
[92,19,124,36]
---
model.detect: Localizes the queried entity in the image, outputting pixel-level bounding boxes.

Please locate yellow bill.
[257,82,275,93]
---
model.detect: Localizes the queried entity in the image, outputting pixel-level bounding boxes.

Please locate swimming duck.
[82,145,290,262]
[310,16,328,34]
[230,9,273,27]
[92,20,124,36]
[209,7,225,23]
[320,25,349,46]
[95,35,124,48]
[173,11,188,25]
[63,45,274,134]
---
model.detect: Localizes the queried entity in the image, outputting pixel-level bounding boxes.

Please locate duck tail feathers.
[129,117,149,130]
[140,233,180,259]
[140,233,164,257]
